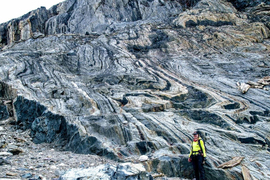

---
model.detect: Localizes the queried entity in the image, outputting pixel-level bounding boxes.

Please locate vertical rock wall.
[0,7,50,46]
[0,82,16,122]
[0,0,185,47]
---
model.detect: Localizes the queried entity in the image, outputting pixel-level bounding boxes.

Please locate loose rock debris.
[237,76,270,93]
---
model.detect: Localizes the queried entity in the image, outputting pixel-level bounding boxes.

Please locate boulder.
[139,155,149,162]
[218,157,245,169]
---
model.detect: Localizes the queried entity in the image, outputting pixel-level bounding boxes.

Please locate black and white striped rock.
[0,0,270,179]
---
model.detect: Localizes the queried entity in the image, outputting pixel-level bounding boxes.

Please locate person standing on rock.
[188,131,206,180]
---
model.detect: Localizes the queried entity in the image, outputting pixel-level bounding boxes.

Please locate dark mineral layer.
[0,0,270,179]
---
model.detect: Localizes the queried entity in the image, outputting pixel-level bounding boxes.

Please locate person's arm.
[189,141,193,157]
[200,140,206,157]
[188,142,193,162]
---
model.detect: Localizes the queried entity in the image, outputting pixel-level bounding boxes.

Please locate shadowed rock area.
[0,0,270,179]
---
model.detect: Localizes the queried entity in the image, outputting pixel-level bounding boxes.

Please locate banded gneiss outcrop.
[0,0,270,179]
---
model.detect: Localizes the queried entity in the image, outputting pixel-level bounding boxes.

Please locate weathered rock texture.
[227,0,270,10]
[0,0,270,179]
[61,163,152,179]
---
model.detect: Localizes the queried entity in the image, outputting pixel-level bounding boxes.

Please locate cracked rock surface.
[0,0,270,179]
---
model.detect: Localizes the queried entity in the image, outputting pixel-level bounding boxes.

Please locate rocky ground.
[0,119,192,180]
[0,0,270,179]
[0,118,117,179]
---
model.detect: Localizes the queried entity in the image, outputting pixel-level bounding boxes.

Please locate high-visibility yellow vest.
[189,138,206,158]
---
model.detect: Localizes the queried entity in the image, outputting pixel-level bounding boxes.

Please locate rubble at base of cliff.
[0,119,118,179]
[1,0,270,180]
[0,120,193,180]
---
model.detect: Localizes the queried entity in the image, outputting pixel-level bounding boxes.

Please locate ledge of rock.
[173,10,239,28]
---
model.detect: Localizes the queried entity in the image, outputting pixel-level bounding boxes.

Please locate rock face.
[0,0,185,46]
[227,0,270,10]
[0,0,270,179]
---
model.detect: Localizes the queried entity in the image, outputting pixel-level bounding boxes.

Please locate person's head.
[193,131,199,139]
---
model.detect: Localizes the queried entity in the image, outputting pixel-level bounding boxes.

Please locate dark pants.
[191,155,205,180]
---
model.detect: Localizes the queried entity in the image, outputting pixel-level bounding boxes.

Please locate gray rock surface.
[61,163,151,180]
[0,0,270,179]
[227,0,270,10]
[0,0,185,46]
[0,121,116,179]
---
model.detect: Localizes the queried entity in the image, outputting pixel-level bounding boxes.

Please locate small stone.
[122,121,128,125]
[0,152,13,156]
[6,172,18,176]
[38,175,46,180]
[0,157,10,165]
[58,163,66,166]
[258,63,265,67]
[0,157,4,165]
[50,165,57,169]
[32,174,43,180]
[55,169,65,177]
[17,167,28,171]
[7,144,18,149]
[14,137,26,143]
[33,32,45,39]
[8,148,23,155]
[237,82,251,94]
[139,155,149,162]
[0,126,4,131]
[21,173,32,178]
[0,141,7,148]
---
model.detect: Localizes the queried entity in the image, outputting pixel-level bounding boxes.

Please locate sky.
[0,0,64,24]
